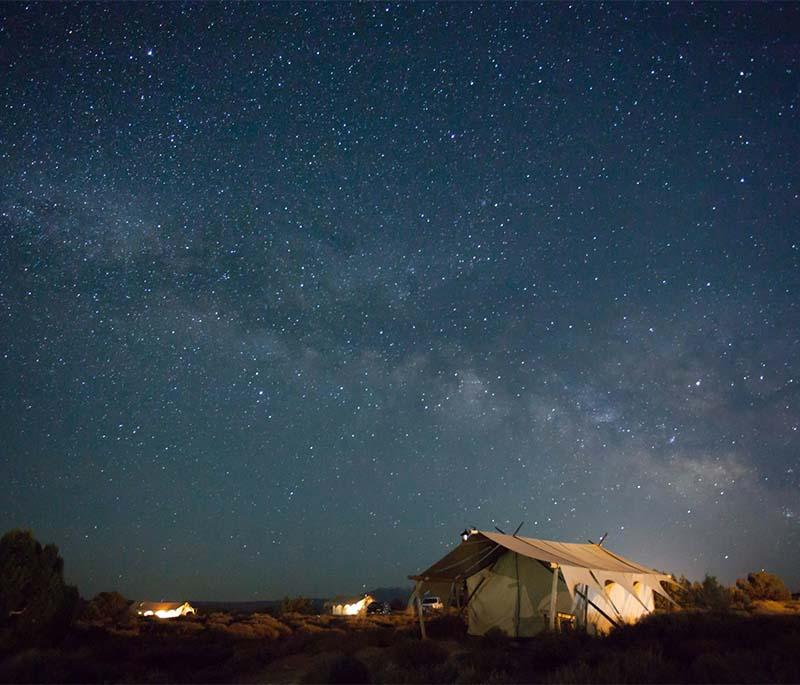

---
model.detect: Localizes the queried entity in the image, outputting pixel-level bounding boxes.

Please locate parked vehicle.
[421,596,443,613]
[366,601,391,615]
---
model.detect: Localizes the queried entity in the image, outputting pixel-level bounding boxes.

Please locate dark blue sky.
[1,3,798,600]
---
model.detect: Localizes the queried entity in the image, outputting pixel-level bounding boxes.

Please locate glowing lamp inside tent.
[149,608,184,619]
[343,603,360,616]
[329,594,374,616]
[136,601,196,619]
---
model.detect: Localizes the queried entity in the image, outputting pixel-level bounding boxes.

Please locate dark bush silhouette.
[0,530,79,648]
[425,612,467,640]
[302,652,371,684]
[389,597,407,612]
[83,592,133,624]
[735,571,791,602]
[391,636,447,668]
[279,595,315,615]
[666,574,734,611]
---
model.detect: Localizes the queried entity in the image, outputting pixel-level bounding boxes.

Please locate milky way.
[1,3,798,599]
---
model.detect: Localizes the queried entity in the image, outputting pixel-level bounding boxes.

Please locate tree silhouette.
[0,529,79,646]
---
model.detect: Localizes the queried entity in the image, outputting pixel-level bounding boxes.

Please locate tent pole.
[514,553,521,637]
[460,576,487,616]
[575,587,619,629]
[589,570,625,624]
[582,583,589,631]
[414,582,427,640]
[549,564,559,631]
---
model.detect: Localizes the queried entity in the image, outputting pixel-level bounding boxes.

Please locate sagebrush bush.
[666,574,735,611]
[1,592,799,684]
[425,613,467,640]
[279,596,315,615]
[391,636,448,668]
[735,571,791,602]
[301,652,371,684]
[82,592,132,625]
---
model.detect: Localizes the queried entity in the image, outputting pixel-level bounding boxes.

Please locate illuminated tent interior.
[410,531,675,637]
[134,601,197,619]
[328,594,375,616]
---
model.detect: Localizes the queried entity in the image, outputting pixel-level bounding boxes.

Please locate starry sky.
[1,3,799,600]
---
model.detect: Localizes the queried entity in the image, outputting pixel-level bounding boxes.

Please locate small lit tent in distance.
[329,593,375,616]
[135,601,197,619]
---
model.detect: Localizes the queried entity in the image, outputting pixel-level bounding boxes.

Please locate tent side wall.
[467,551,574,637]
[586,582,654,634]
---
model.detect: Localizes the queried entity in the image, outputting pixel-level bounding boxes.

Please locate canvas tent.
[135,601,196,619]
[409,531,674,637]
[329,594,374,616]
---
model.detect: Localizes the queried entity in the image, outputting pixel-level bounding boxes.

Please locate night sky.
[1,3,799,601]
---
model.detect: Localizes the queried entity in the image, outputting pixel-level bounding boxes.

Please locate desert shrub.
[391,636,448,669]
[482,626,512,648]
[550,646,674,684]
[205,614,290,640]
[662,575,692,607]
[0,647,106,684]
[302,652,371,684]
[0,530,79,648]
[599,612,800,683]
[82,592,132,625]
[220,622,257,639]
[524,632,593,674]
[667,574,734,611]
[735,571,791,602]
[247,613,292,638]
[212,611,233,623]
[426,613,467,640]
[280,596,315,615]
[461,645,510,681]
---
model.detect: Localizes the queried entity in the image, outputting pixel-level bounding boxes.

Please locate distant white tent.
[410,531,674,637]
[135,601,196,619]
[329,594,374,616]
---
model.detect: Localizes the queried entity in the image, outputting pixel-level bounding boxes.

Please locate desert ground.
[1,602,799,684]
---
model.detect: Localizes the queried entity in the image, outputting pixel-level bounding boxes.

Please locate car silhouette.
[420,596,443,613]
[366,601,391,615]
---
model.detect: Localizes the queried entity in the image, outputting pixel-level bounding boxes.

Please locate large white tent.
[409,530,674,637]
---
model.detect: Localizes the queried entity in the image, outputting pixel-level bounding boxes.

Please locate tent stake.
[549,564,559,631]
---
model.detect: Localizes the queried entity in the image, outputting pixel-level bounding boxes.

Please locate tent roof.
[135,601,193,612]
[409,531,665,582]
